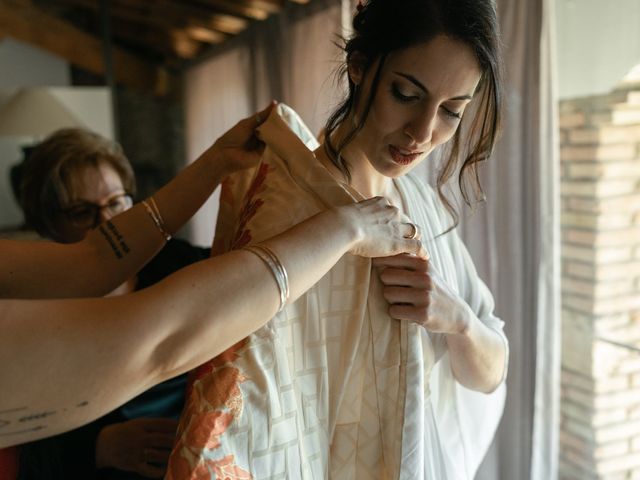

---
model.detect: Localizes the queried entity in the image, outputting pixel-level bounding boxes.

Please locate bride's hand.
[337,197,427,259]
[372,254,472,335]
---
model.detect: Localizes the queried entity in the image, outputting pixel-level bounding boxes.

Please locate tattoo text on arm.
[0,401,89,437]
[98,221,131,259]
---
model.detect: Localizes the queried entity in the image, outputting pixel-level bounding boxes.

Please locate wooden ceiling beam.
[107,18,195,63]
[109,0,247,35]
[189,0,284,20]
[184,26,226,45]
[153,0,248,35]
[37,0,208,63]
[0,0,168,94]
[49,0,175,30]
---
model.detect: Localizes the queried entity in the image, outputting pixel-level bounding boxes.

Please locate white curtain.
[182,0,561,478]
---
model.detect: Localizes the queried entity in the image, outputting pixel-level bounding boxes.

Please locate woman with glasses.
[19,128,136,244]
[56,191,134,240]
[15,128,212,478]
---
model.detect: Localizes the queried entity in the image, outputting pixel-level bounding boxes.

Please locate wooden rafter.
[190,0,284,20]
[0,0,167,94]
[1,0,318,94]
[157,0,248,34]
[108,18,198,63]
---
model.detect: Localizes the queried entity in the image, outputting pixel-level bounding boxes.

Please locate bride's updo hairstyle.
[323,0,503,229]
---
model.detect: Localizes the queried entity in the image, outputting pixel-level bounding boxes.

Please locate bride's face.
[347,34,482,178]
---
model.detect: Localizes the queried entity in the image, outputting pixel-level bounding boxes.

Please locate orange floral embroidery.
[191,461,214,479]
[244,162,270,204]
[170,338,253,478]
[168,162,271,478]
[211,339,248,368]
[188,339,247,393]
[202,366,246,417]
[190,364,213,390]
[185,410,234,450]
[179,392,200,436]
[231,163,270,250]
[219,177,236,207]
[209,455,252,479]
[166,441,190,480]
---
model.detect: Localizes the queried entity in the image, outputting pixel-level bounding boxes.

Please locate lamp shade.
[0,88,87,137]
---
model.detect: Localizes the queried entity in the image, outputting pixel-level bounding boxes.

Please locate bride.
[168,0,508,478]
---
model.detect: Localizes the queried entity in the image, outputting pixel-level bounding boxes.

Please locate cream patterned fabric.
[167,106,507,480]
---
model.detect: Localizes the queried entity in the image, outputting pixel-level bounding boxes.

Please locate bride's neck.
[316,126,392,199]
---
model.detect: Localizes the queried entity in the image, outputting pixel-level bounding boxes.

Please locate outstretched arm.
[0,104,275,300]
[0,198,424,447]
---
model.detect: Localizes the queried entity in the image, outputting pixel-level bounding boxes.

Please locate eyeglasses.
[59,193,133,229]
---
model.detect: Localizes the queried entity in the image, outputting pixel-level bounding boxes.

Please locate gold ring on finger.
[405,222,418,240]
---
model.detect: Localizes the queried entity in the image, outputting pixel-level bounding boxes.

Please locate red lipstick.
[389,145,422,165]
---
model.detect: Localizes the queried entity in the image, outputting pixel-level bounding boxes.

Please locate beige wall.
[556,0,640,99]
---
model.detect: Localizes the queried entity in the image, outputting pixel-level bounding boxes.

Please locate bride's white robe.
[167,106,507,480]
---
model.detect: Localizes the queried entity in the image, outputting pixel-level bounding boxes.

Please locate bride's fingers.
[372,254,429,271]
[382,285,429,305]
[379,268,432,289]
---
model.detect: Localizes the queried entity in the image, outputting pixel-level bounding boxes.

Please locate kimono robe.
[167,105,507,480]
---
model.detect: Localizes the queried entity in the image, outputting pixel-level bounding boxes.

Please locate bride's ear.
[347,51,367,86]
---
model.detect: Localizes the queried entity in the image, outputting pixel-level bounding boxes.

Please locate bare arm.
[444,308,507,393]
[0,104,275,300]
[0,198,423,447]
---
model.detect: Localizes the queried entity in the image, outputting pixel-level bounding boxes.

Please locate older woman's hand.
[339,197,427,259]
[372,253,473,334]
[96,417,178,478]
[205,101,277,178]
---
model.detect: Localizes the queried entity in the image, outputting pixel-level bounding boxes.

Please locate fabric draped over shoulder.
[167,105,507,480]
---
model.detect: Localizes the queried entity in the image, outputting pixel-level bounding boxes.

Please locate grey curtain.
[468,0,561,478]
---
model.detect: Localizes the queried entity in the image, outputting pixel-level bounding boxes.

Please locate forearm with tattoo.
[0,401,89,439]
[98,221,131,259]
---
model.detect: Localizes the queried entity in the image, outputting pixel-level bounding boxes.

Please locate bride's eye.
[441,106,462,120]
[391,83,419,103]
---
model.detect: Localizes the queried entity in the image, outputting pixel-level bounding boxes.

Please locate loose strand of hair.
[436,129,461,235]
[324,54,388,183]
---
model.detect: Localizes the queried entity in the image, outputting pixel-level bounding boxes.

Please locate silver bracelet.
[142,197,172,242]
[244,244,289,312]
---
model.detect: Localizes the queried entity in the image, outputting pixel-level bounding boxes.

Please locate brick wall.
[560,83,640,479]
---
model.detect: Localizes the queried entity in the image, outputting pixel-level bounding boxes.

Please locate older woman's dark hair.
[324,0,503,230]
[19,128,136,239]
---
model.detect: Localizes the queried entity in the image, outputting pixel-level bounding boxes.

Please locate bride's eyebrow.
[392,71,473,101]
